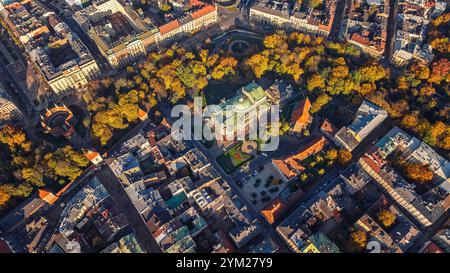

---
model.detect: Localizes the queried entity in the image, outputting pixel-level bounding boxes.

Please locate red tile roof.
[320,118,337,137]
[159,20,181,36]
[273,137,327,180]
[291,97,311,131]
[84,150,100,161]
[361,155,382,173]
[38,189,58,205]
[261,198,287,224]
[420,241,444,253]
[291,136,327,162]
[138,108,148,119]
[272,159,299,181]
[191,5,216,20]
[189,0,203,7]
[351,33,370,46]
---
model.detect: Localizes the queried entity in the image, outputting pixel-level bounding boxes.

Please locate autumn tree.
[0,183,33,199]
[430,38,450,56]
[307,73,326,92]
[350,230,367,248]
[419,85,436,97]
[423,121,450,149]
[402,163,434,184]
[211,57,238,80]
[289,32,313,45]
[21,167,45,187]
[337,149,352,166]
[358,64,387,83]
[310,94,331,113]
[325,148,338,161]
[263,32,287,49]
[428,58,450,84]
[401,113,419,129]
[0,125,31,153]
[308,0,323,9]
[160,3,172,13]
[0,189,10,206]
[247,52,271,78]
[45,146,89,182]
[378,209,396,228]
[432,12,450,26]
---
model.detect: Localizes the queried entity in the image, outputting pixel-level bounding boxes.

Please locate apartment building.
[250,0,337,36]
[390,0,435,67]
[334,100,388,151]
[0,0,100,94]
[359,127,450,228]
[343,0,390,59]
[74,0,217,68]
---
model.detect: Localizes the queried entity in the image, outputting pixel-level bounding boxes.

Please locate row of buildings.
[250,0,447,67]
[274,124,449,252]
[250,0,337,36]
[390,0,445,67]
[344,0,446,66]
[0,0,101,94]
[1,86,449,252]
[0,0,218,95]
[343,0,390,59]
[276,162,418,253]
[99,123,264,252]
[359,126,450,227]
[26,117,267,253]
[73,0,217,68]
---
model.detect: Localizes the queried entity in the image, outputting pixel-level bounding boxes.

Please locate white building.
[250,0,336,36]
[334,100,388,151]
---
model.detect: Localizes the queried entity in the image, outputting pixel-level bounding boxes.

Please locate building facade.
[74,0,217,68]
[0,83,23,126]
[250,0,336,36]
[0,0,100,94]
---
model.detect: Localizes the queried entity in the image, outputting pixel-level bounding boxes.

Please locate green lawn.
[216,143,253,174]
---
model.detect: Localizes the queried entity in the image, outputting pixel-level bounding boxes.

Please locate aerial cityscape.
[0,0,449,256]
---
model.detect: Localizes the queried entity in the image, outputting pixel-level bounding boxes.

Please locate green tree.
[21,167,45,187]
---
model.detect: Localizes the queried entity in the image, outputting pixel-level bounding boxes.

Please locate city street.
[190,138,285,249]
